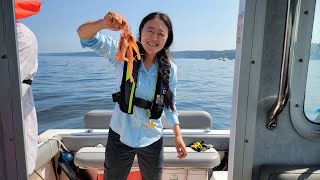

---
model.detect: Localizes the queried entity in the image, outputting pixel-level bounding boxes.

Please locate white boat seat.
[83,110,212,129]
[35,138,60,171]
[259,165,320,180]
[74,146,220,169]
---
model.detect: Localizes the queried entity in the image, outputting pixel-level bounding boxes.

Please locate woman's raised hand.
[102,12,127,31]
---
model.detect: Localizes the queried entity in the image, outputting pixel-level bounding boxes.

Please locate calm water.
[305,60,320,121]
[34,56,234,133]
[34,56,319,133]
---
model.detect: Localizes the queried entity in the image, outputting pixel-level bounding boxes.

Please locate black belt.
[22,79,32,86]
[112,92,153,109]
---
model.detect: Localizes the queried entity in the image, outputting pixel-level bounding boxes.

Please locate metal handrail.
[266,0,299,130]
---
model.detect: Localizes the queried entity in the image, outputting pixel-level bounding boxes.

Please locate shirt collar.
[141,57,159,74]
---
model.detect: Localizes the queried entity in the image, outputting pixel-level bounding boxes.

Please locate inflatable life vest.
[112,60,169,119]
[15,0,42,20]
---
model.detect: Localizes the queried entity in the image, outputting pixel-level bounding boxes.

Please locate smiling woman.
[77,11,187,180]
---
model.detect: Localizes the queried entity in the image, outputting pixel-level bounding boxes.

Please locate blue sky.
[19,0,239,53]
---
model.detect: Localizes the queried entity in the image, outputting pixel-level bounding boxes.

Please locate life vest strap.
[112,92,153,109]
[134,97,153,109]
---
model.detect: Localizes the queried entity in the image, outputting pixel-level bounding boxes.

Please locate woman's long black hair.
[137,12,175,111]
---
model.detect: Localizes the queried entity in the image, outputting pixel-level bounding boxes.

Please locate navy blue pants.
[104,128,163,180]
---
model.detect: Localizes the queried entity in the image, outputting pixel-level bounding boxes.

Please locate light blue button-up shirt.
[80,32,179,147]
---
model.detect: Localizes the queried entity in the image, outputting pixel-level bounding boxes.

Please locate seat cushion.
[83,110,213,129]
[74,146,220,169]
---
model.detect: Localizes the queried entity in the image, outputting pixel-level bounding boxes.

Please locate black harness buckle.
[134,98,152,109]
[113,92,153,109]
[112,92,121,102]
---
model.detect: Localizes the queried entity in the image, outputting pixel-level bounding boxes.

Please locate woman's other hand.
[172,124,187,159]
[174,135,187,160]
[101,12,127,31]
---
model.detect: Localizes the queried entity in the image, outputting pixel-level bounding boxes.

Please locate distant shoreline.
[39,50,237,60]
[39,42,320,60]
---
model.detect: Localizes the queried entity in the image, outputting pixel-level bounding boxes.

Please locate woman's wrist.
[98,18,109,30]
[172,124,182,137]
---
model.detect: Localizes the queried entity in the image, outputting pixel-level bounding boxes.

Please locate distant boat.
[218,57,230,61]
